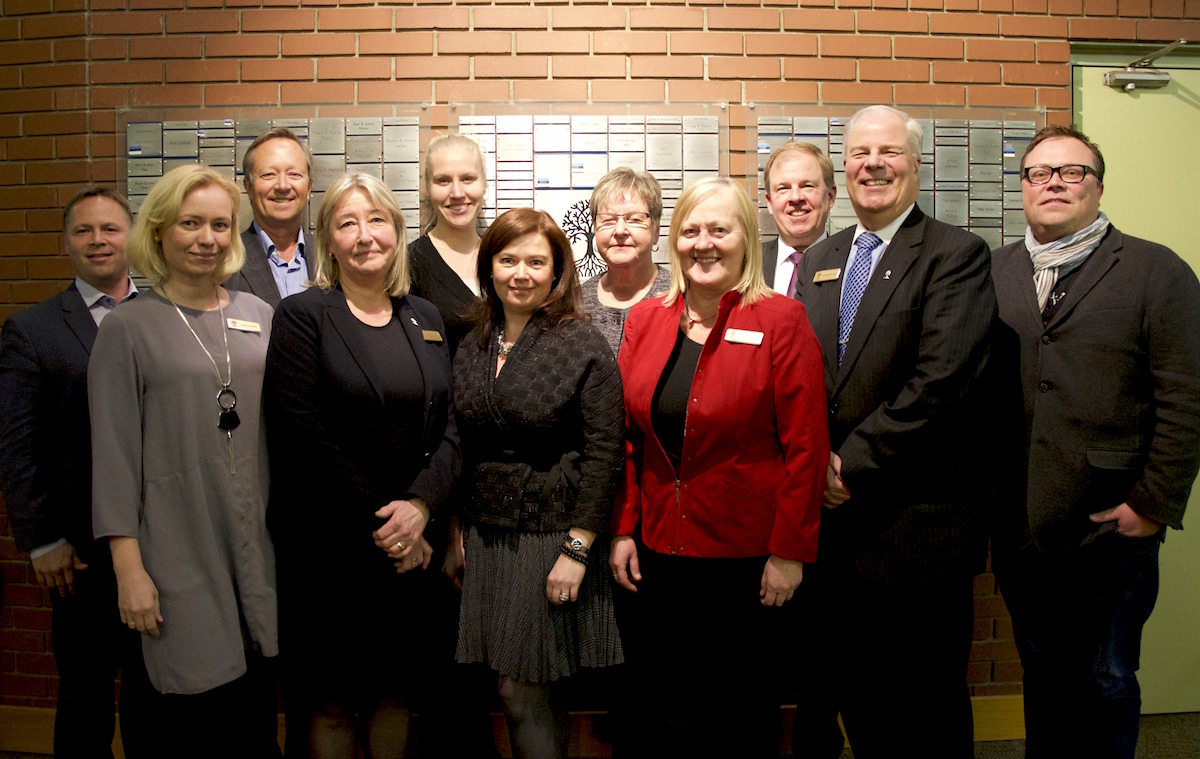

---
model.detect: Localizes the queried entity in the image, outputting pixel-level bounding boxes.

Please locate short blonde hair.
[665,177,771,307]
[420,133,488,236]
[313,172,410,297]
[127,164,245,284]
[763,141,835,194]
[590,167,663,225]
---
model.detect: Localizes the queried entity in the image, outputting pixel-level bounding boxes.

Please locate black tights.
[286,694,411,759]
[497,676,568,759]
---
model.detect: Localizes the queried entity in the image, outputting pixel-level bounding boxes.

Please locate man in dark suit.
[762,141,836,297]
[990,126,1200,759]
[794,106,998,759]
[0,187,139,758]
[223,126,316,306]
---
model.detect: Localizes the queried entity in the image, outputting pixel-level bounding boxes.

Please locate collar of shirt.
[771,232,830,295]
[76,276,138,326]
[771,237,799,294]
[253,222,305,271]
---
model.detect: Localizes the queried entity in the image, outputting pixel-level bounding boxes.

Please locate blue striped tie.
[837,232,883,365]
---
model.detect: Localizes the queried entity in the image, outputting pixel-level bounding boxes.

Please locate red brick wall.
[2,0,1197,710]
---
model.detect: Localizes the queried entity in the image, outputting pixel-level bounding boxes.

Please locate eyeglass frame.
[1021,164,1099,186]
[595,212,654,231]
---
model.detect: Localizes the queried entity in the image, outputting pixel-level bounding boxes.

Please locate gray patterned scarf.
[1026,212,1111,311]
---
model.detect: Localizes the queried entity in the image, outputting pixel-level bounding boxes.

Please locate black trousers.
[48,552,139,759]
[120,646,281,759]
[612,545,785,759]
[993,534,1160,759]
[791,562,975,759]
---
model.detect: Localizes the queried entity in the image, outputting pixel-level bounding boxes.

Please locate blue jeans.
[994,532,1161,759]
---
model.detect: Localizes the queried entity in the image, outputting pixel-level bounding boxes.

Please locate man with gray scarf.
[990,125,1200,758]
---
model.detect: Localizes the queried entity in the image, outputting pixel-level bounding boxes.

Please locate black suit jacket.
[763,237,780,281]
[0,285,100,557]
[798,206,999,584]
[992,227,1200,551]
[224,225,317,308]
[264,286,460,559]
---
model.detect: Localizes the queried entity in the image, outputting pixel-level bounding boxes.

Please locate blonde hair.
[420,133,488,236]
[313,172,410,297]
[127,164,245,284]
[763,141,835,194]
[589,167,663,225]
[664,177,771,307]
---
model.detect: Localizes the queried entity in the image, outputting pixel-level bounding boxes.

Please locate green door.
[1074,59,1200,714]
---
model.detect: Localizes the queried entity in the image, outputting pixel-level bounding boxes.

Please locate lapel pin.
[883,270,891,280]
[410,317,419,326]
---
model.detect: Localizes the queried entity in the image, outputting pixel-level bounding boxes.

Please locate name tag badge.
[724,328,764,346]
[421,329,444,343]
[226,318,261,333]
[813,268,842,283]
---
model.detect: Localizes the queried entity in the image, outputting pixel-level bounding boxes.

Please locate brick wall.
[1,0,1196,711]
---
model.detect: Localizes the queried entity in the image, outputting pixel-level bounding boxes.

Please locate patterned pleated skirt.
[456,523,624,683]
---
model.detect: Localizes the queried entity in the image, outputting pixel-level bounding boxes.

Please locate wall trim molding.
[0,697,1026,757]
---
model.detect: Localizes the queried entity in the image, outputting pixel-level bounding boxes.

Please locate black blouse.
[408,235,478,360]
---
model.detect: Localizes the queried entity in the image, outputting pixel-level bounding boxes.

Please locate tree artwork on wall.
[561,199,605,279]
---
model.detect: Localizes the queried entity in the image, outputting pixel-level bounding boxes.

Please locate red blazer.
[613,290,828,561]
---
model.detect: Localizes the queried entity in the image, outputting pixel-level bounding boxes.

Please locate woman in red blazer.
[609,177,828,758]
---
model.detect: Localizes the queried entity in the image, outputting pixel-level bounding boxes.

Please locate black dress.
[264,286,459,699]
[408,235,478,360]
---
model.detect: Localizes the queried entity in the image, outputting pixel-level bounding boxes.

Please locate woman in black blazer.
[264,173,460,759]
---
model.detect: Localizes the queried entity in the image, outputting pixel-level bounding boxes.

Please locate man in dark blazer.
[794,106,999,759]
[223,126,316,307]
[990,125,1200,759]
[761,140,836,297]
[0,187,139,758]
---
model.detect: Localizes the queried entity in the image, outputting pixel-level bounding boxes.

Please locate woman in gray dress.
[89,165,278,756]
[581,168,671,355]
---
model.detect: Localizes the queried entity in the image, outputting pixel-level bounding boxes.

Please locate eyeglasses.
[1022,164,1097,185]
[596,212,652,231]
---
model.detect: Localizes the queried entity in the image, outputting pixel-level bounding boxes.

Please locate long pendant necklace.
[683,293,717,329]
[163,287,240,475]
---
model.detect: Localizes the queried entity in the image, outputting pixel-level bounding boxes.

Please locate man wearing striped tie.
[793,105,1002,759]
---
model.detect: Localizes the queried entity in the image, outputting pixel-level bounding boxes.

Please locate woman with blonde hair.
[407,134,503,759]
[610,177,828,758]
[409,133,489,357]
[89,164,279,756]
[264,172,459,758]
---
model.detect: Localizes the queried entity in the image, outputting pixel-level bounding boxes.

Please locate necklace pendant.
[226,431,237,476]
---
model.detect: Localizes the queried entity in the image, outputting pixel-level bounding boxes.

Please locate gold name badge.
[422,329,443,343]
[226,318,261,333]
[813,268,842,283]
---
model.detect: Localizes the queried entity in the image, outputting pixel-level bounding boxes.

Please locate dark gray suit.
[992,226,1200,549]
[762,237,780,281]
[0,285,136,758]
[223,225,316,308]
[990,226,1200,757]
[794,205,999,759]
